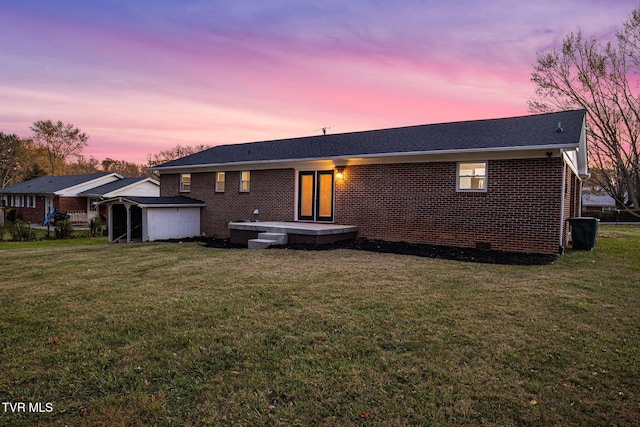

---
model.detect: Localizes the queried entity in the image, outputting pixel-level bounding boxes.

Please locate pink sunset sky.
[0,1,637,164]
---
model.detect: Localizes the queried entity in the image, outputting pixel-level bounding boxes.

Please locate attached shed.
[101,196,204,243]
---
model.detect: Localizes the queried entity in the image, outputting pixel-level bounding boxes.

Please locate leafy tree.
[529,7,640,212]
[22,163,48,182]
[101,158,147,177]
[30,120,88,176]
[0,132,24,188]
[67,155,100,175]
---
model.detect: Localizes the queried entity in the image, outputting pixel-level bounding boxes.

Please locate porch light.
[335,166,345,182]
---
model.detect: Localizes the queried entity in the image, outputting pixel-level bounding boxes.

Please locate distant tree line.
[0,120,209,187]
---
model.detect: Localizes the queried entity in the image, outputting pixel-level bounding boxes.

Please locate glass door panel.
[317,171,334,221]
[298,171,315,221]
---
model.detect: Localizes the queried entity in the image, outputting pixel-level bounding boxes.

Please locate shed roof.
[100,196,205,208]
[153,110,586,170]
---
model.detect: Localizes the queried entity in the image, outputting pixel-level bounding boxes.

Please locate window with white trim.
[240,171,250,192]
[457,162,487,191]
[215,172,225,192]
[180,174,191,192]
[12,194,24,207]
[26,195,36,208]
[1,195,8,207]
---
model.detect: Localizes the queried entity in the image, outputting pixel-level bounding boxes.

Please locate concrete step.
[248,238,278,249]
[258,232,288,245]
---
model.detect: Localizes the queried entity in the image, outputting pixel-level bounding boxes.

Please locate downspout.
[559,149,567,253]
[578,177,583,215]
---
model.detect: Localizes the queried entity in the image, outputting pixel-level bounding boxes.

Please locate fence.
[67,210,88,224]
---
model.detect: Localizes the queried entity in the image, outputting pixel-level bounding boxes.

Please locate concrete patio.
[228,221,358,248]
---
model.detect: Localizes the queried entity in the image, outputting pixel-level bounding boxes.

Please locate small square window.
[458,162,487,191]
[180,174,191,192]
[215,172,225,192]
[240,171,250,192]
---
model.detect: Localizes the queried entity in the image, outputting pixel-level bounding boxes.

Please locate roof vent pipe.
[556,122,563,133]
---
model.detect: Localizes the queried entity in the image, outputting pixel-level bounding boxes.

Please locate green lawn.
[0,225,639,426]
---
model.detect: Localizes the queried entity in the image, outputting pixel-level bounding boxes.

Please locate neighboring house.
[0,173,159,224]
[150,109,589,255]
[582,192,617,212]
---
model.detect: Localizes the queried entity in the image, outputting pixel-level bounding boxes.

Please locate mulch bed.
[191,236,558,265]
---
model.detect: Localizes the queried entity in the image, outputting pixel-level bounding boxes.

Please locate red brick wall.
[8,196,45,223]
[8,196,88,224]
[334,158,567,254]
[56,196,87,213]
[160,158,576,254]
[161,170,295,238]
[160,174,180,197]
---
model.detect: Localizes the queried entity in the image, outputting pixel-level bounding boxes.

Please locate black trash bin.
[567,217,599,250]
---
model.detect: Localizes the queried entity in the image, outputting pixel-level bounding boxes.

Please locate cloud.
[0,1,637,162]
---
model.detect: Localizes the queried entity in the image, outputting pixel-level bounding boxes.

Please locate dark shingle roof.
[154,110,586,169]
[103,196,205,207]
[0,173,113,194]
[79,178,154,196]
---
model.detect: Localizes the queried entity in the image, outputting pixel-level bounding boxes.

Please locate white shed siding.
[143,207,200,241]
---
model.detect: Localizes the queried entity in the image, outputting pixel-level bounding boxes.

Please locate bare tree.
[529,9,640,212]
[147,144,210,169]
[30,120,88,176]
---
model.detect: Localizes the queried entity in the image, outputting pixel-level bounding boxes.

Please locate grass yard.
[0,225,639,426]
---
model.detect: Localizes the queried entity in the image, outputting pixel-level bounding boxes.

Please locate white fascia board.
[151,144,580,174]
[55,173,124,196]
[577,118,590,178]
[562,149,580,176]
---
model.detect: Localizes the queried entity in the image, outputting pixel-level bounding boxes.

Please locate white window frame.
[12,194,24,207]
[215,172,225,192]
[88,198,98,212]
[26,195,36,208]
[457,162,487,192]
[240,171,250,192]
[0,195,6,207]
[180,173,191,192]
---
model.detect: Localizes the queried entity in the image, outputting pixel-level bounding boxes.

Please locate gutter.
[150,143,581,173]
[559,149,567,252]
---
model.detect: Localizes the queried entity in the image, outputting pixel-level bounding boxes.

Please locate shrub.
[12,219,32,241]
[90,217,105,237]
[54,219,74,239]
[6,208,16,223]
[583,210,640,222]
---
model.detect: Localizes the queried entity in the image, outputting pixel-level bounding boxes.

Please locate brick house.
[0,173,159,224]
[151,110,589,255]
